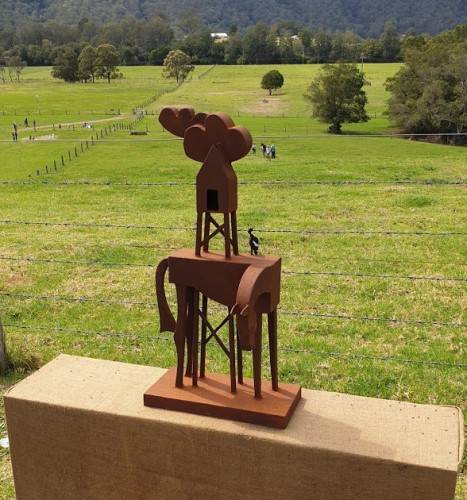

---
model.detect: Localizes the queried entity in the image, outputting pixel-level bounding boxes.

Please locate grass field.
[0,64,465,498]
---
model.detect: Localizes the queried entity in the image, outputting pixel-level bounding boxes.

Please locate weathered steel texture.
[147,106,300,427]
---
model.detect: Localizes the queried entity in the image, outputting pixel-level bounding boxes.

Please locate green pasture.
[0,64,465,498]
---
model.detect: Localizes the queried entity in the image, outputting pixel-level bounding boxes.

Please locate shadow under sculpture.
[144,107,301,428]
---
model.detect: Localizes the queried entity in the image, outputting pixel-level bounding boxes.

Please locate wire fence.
[0,219,464,237]
[1,255,465,282]
[0,109,122,117]
[2,322,465,370]
[2,292,465,328]
[1,179,465,187]
[3,131,467,143]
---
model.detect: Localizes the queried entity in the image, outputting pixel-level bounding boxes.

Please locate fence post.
[81,142,84,153]
[86,141,89,149]
[54,160,57,171]
[74,147,78,158]
[45,165,48,173]
[68,151,71,161]
[0,317,7,374]
[61,155,65,166]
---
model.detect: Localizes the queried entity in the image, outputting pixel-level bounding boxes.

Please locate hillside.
[2,0,467,35]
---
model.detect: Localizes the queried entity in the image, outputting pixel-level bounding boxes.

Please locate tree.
[149,46,170,65]
[7,55,25,82]
[261,70,284,95]
[52,47,79,82]
[304,63,369,134]
[313,31,333,63]
[78,45,97,82]
[380,21,400,61]
[96,44,119,83]
[242,24,278,64]
[385,32,467,140]
[224,34,243,64]
[0,54,7,83]
[163,50,193,83]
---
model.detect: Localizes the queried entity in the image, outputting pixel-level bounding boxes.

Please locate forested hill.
[2,0,467,35]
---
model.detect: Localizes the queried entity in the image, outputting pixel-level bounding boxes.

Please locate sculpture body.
[145,107,301,427]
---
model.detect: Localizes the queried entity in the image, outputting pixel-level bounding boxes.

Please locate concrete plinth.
[4,355,464,500]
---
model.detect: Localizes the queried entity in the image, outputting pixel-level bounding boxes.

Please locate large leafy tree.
[261,70,284,95]
[78,45,97,82]
[52,47,79,82]
[304,63,369,134]
[163,50,194,83]
[385,25,467,138]
[95,44,120,83]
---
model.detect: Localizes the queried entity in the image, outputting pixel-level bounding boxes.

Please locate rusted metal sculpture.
[144,107,301,428]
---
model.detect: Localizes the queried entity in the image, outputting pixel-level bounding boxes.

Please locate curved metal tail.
[155,259,176,333]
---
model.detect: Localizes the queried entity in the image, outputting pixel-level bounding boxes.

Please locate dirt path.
[17,114,131,133]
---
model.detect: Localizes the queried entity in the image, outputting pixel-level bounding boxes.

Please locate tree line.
[0,16,415,68]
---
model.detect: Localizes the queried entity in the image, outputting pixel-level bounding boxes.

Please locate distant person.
[24,118,29,127]
[248,228,259,256]
[265,145,272,160]
[270,144,276,159]
[13,122,17,133]
[33,120,36,131]
[260,143,267,157]
[251,144,257,154]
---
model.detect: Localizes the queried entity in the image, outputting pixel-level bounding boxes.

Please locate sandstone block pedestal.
[4,355,464,500]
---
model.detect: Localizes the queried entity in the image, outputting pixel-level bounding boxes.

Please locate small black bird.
[248,228,259,256]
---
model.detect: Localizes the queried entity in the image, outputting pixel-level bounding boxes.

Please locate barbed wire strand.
[2,292,465,328]
[0,256,465,282]
[66,241,466,267]
[3,323,465,369]
[2,131,467,144]
[0,219,464,237]
[0,179,465,187]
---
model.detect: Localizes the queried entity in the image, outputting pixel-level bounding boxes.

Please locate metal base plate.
[144,367,302,429]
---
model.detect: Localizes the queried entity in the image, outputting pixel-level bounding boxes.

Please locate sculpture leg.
[185,288,194,378]
[252,313,262,399]
[175,285,188,388]
[203,212,211,252]
[228,310,236,393]
[200,295,208,378]
[195,212,203,256]
[223,212,231,258]
[192,290,200,387]
[268,309,279,391]
[237,331,244,385]
[231,212,239,255]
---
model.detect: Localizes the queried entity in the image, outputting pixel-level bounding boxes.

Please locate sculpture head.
[159,106,252,164]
